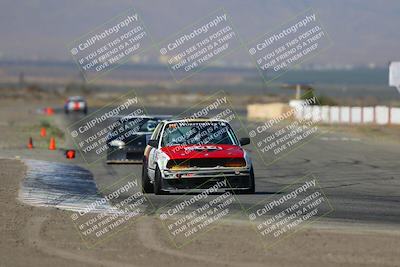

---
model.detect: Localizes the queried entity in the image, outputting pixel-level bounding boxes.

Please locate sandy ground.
[0,98,65,150]
[1,97,400,266]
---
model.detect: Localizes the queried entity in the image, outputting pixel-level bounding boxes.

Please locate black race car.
[106,115,171,164]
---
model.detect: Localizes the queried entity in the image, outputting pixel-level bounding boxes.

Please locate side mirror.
[148,139,158,148]
[239,137,250,146]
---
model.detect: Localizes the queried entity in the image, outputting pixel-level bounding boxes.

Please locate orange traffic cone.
[27,137,33,149]
[49,137,56,150]
[40,127,47,137]
[46,107,54,115]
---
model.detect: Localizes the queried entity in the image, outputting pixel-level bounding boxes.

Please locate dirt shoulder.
[1,158,400,267]
[0,159,88,267]
[0,99,65,150]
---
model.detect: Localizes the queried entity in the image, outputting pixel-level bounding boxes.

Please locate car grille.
[166,158,246,168]
[126,152,143,160]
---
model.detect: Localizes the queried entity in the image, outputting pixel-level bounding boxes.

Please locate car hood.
[161,144,244,159]
[108,132,151,146]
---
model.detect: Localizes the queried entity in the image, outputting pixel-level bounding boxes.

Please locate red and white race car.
[64,96,88,114]
[142,118,255,194]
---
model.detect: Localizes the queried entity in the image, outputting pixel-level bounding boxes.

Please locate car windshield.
[68,96,84,101]
[161,121,237,147]
[122,117,160,133]
[108,117,163,142]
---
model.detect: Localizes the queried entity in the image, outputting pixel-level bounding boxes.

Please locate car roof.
[116,115,173,120]
[67,96,85,101]
[162,118,229,124]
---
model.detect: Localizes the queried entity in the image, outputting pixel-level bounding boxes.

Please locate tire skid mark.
[19,159,119,214]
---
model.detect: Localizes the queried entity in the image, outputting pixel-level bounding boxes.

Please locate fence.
[289,100,400,125]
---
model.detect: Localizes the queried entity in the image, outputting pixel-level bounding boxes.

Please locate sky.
[0,0,399,67]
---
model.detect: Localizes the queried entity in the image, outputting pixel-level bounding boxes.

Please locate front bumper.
[160,167,252,191]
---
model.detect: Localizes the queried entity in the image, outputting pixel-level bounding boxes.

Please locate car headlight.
[109,140,125,148]
[167,160,190,170]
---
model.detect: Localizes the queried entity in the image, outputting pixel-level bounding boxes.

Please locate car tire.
[237,166,255,194]
[64,109,69,114]
[142,159,154,193]
[153,166,167,195]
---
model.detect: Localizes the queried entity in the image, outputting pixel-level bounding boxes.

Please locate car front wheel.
[236,167,255,194]
[141,159,153,193]
[153,166,167,195]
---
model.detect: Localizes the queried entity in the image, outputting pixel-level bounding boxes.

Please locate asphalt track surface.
[45,106,400,226]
